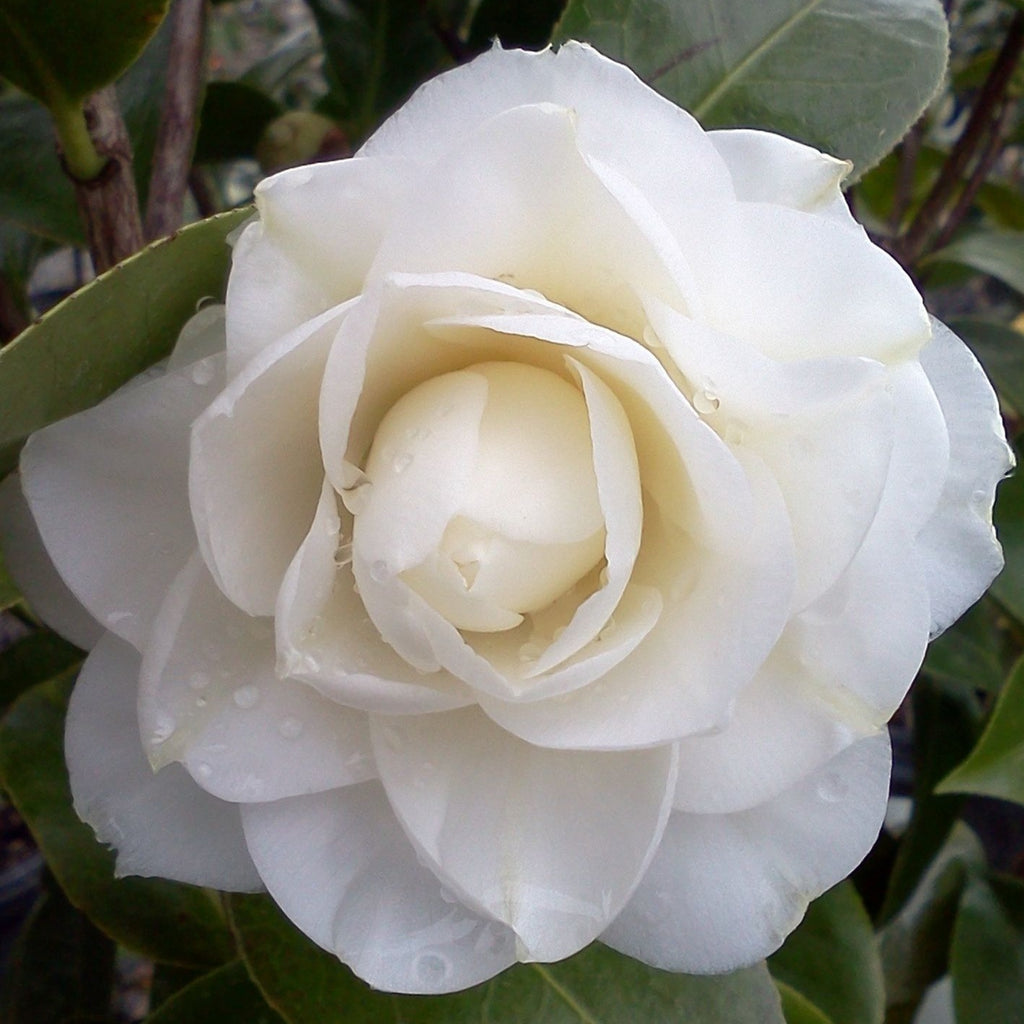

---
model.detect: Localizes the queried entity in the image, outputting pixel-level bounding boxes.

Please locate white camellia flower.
[0,43,1012,994]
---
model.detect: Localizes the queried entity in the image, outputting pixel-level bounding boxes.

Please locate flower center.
[355,361,606,633]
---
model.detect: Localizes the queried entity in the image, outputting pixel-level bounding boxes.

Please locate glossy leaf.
[0,881,116,1024]
[769,881,883,1024]
[306,0,450,142]
[0,0,168,109]
[0,672,234,966]
[925,230,1024,297]
[776,983,835,1024]
[991,438,1024,626]
[880,681,981,922]
[230,893,786,1024]
[0,629,83,710]
[937,655,1024,806]
[147,961,286,1024]
[879,824,985,1024]
[553,0,949,175]
[950,873,1024,1024]
[0,207,249,478]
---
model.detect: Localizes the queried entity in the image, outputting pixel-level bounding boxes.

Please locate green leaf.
[194,81,282,164]
[947,317,1024,418]
[775,982,835,1024]
[991,438,1024,625]
[879,824,985,1024]
[925,230,1024,297]
[0,207,249,479]
[0,880,116,1024]
[937,655,1024,805]
[147,961,286,1024]
[306,0,450,142]
[0,0,168,109]
[0,672,234,966]
[553,0,949,176]
[230,893,786,1024]
[880,680,981,922]
[950,872,1024,1024]
[922,597,1008,696]
[769,881,883,1024]
[0,629,83,710]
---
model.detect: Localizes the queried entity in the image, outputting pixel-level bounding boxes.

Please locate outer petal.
[0,474,102,649]
[191,301,350,616]
[276,479,473,713]
[370,707,677,961]
[708,128,857,228]
[139,552,374,802]
[66,633,261,890]
[226,158,412,374]
[916,319,1013,635]
[602,732,891,973]
[20,354,224,649]
[241,782,517,994]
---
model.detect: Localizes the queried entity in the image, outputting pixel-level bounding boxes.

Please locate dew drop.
[278,716,304,740]
[195,761,213,779]
[370,559,390,582]
[195,696,208,708]
[232,684,260,709]
[816,772,848,803]
[413,952,452,985]
[693,388,720,415]
[392,452,414,474]
[150,715,176,745]
[190,360,215,386]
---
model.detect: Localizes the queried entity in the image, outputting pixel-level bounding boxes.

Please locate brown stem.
[69,87,145,273]
[187,165,218,219]
[145,0,207,240]
[890,119,925,235]
[899,11,1024,265]
[932,98,1016,251]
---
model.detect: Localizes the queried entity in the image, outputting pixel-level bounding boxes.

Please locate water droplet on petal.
[278,716,304,739]
[693,388,720,415]
[195,696,207,708]
[816,771,848,803]
[195,761,213,779]
[150,715,176,745]
[190,360,215,386]
[232,684,260,709]
[392,452,414,474]
[413,952,452,985]
[370,559,390,582]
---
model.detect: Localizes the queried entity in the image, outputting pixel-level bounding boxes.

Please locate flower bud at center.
[358,361,606,633]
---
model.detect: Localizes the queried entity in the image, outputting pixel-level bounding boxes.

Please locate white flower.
[0,43,1011,994]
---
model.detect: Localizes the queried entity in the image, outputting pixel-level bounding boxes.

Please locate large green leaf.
[0,629,82,710]
[0,672,235,966]
[147,961,286,1024]
[0,0,168,110]
[553,0,948,176]
[0,206,249,478]
[878,824,985,1024]
[0,880,116,1024]
[306,0,450,143]
[776,983,834,1024]
[769,881,883,1024]
[925,230,1024,297]
[230,893,786,1024]
[950,873,1024,1024]
[937,655,1024,806]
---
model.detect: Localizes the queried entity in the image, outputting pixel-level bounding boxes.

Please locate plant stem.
[145,0,207,241]
[899,11,1024,266]
[50,99,105,181]
[67,87,145,273]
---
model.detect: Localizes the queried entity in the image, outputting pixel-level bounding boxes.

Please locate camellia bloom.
[0,43,1012,994]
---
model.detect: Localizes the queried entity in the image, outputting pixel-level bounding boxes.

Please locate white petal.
[368,102,690,337]
[66,633,261,890]
[276,478,473,713]
[226,158,411,374]
[708,128,857,227]
[139,552,374,801]
[690,202,930,363]
[20,355,224,649]
[191,302,350,616]
[371,707,677,961]
[0,473,102,649]
[672,648,870,815]
[916,319,1013,635]
[602,732,891,973]
[241,782,517,994]
[168,304,227,370]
